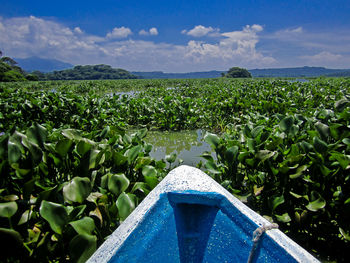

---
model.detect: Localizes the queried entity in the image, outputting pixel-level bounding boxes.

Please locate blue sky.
[1,0,350,72]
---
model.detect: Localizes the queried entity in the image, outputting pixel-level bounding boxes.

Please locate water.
[107,90,140,97]
[143,129,213,167]
[288,79,310,83]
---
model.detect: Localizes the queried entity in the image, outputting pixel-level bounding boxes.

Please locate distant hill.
[14,57,73,72]
[326,70,350,77]
[36,64,138,80]
[132,71,224,79]
[249,66,348,78]
[133,67,350,79]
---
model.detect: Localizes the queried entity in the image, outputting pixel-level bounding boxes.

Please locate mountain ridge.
[13,57,350,78]
[14,56,73,72]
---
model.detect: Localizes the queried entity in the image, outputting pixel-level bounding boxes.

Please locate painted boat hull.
[87,165,318,263]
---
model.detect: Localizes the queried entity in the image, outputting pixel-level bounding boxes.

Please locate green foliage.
[202,96,350,262]
[1,77,350,261]
[0,51,35,82]
[1,70,27,82]
[224,67,252,78]
[0,124,168,262]
[35,64,139,80]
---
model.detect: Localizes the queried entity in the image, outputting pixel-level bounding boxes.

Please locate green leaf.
[289,191,309,200]
[116,193,136,221]
[247,138,255,152]
[88,149,100,169]
[26,123,47,147]
[62,129,83,141]
[306,193,326,212]
[205,160,221,174]
[113,152,128,167]
[0,201,18,218]
[204,132,220,149]
[136,128,148,139]
[330,153,350,170]
[131,182,151,195]
[335,98,349,112]
[144,176,159,189]
[108,173,130,196]
[339,227,350,241]
[22,137,43,164]
[69,234,97,263]
[225,146,239,162]
[18,210,33,225]
[63,177,91,203]
[256,150,275,163]
[165,153,177,163]
[289,165,308,179]
[126,145,142,164]
[77,140,93,156]
[300,141,313,153]
[251,126,264,138]
[275,213,291,223]
[99,126,110,139]
[142,165,158,177]
[69,217,95,235]
[8,141,22,164]
[315,122,330,139]
[344,198,350,205]
[55,139,73,157]
[279,116,294,132]
[67,205,87,220]
[313,137,328,154]
[122,134,132,145]
[270,195,284,212]
[40,201,68,234]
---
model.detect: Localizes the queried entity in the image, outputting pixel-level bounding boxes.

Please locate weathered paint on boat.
[87,165,318,263]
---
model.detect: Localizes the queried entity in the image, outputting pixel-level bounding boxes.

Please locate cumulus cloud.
[182,25,220,37]
[183,24,275,66]
[300,51,342,66]
[106,26,132,39]
[0,16,276,71]
[74,27,83,34]
[139,27,158,36]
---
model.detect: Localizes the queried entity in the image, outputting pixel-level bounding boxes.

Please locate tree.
[224,67,252,78]
[0,51,30,82]
[1,56,18,67]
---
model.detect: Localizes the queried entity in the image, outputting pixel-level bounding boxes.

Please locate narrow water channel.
[144,129,212,167]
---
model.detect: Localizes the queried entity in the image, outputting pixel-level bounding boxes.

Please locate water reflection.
[106,90,140,97]
[288,79,310,83]
[144,129,212,167]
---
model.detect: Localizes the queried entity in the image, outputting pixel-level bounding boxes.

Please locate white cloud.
[0,16,276,71]
[139,27,158,36]
[106,26,132,39]
[74,27,83,34]
[283,26,303,34]
[182,25,219,37]
[300,51,342,67]
[182,24,275,66]
[149,27,158,35]
[139,29,148,36]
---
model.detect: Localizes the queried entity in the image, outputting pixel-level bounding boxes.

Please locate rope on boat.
[247,223,279,263]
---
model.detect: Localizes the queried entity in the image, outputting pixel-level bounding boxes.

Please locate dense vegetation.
[33,65,138,81]
[223,67,252,78]
[0,78,350,262]
[0,51,38,82]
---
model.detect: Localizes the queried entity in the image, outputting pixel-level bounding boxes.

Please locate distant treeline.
[0,51,38,82]
[33,64,138,80]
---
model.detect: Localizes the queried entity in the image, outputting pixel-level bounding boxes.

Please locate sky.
[1,0,350,72]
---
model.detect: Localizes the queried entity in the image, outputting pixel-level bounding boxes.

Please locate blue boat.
[87,165,318,263]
